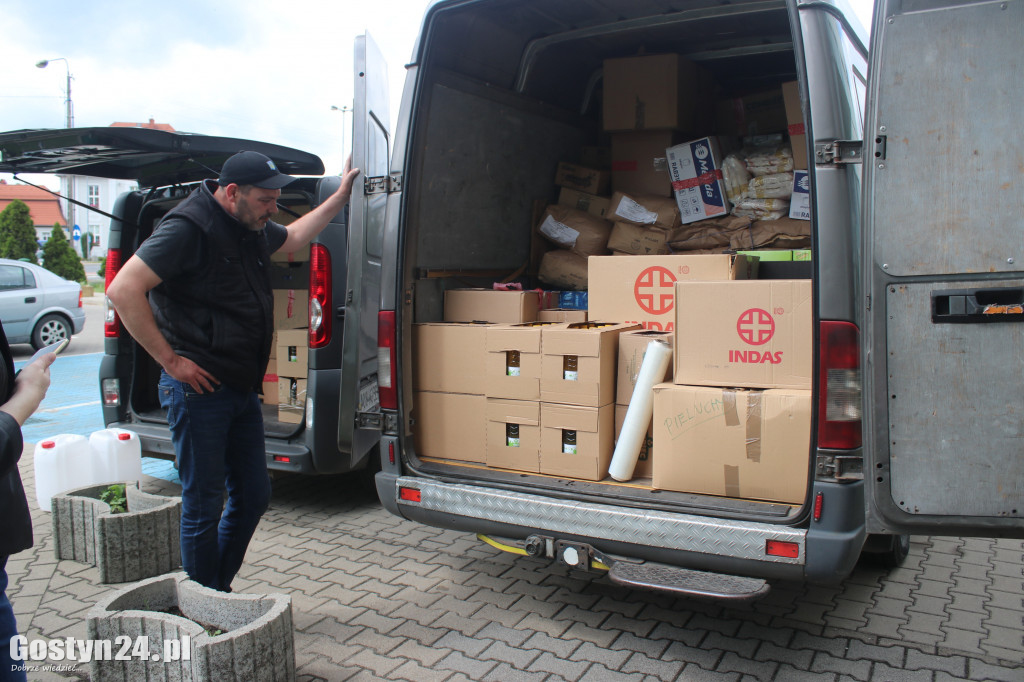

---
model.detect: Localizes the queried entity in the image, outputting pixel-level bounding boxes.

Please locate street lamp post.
[36,57,75,241]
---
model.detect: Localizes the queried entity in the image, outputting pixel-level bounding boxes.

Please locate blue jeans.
[159,373,271,592]
[1,556,26,682]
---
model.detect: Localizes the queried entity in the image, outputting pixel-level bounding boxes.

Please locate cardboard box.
[558,187,610,218]
[789,170,810,220]
[603,54,704,132]
[781,81,808,170]
[674,280,813,389]
[614,404,653,479]
[652,384,811,503]
[537,250,589,291]
[276,329,309,377]
[792,249,812,262]
[716,88,788,137]
[607,222,672,256]
[667,137,729,225]
[485,398,541,472]
[579,145,611,170]
[610,131,682,197]
[554,162,610,196]
[413,322,490,395]
[277,377,307,424]
[415,392,486,463]
[273,289,308,329]
[736,249,793,262]
[608,192,680,229]
[540,322,640,407]
[443,289,539,323]
[616,330,674,405]
[485,322,559,401]
[588,254,757,332]
[537,308,588,323]
[538,206,612,258]
[262,357,279,405]
[540,403,615,480]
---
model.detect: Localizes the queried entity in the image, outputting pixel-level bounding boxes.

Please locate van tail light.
[818,320,862,449]
[309,243,332,348]
[104,248,123,338]
[377,311,397,410]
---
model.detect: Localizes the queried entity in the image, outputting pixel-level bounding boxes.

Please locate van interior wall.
[412,73,591,322]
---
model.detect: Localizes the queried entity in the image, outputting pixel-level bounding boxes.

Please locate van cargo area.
[399,0,826,524]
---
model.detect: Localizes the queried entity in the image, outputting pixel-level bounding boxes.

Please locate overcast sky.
[1,0,875,190]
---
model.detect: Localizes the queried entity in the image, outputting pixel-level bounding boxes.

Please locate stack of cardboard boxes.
[269,243,310,423]
[537,54,811,291]
[652,279,813,504]
[415,289,639,480]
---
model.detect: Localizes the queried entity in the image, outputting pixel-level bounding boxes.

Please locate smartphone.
[28,338,69,364]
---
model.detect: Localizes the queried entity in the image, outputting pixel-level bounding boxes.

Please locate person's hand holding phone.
[2,342,58,426]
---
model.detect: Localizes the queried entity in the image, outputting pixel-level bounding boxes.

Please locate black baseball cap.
[217,151,296,189]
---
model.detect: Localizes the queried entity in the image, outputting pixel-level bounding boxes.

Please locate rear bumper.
[384,474,810,582]
[105,420,318,474]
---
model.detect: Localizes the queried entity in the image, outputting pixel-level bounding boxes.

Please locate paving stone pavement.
[7,445,1023,681]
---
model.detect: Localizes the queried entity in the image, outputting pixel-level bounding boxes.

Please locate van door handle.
[24,297,36,303]
[931,287,1024,323]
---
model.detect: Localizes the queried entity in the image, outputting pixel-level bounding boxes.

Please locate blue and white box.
[789,170,810,220]
[666,137,728,225]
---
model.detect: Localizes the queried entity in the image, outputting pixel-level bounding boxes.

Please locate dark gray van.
[0,120,385,477]
[367,0,1024,598]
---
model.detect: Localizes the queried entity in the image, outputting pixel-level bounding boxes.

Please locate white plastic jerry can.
[88,428,143,486]
[33,434,93,512]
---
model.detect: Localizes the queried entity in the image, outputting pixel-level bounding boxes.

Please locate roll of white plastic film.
[608,340,672,481]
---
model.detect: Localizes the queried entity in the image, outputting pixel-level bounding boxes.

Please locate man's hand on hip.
[166,355,220,394]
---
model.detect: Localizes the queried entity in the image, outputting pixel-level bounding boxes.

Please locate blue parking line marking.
[17,352,179,484]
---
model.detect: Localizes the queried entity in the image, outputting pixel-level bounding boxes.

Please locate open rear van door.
[862,0,1024,537]
[338,32,390,465]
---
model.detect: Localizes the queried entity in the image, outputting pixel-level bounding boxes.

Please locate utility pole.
[36,57,75,239]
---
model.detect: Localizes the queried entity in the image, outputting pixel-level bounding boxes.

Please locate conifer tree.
[42,223,87,283]
[0,199,41,263]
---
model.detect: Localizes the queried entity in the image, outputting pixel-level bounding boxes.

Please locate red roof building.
[0,181,67,229]
[109,118,176,132]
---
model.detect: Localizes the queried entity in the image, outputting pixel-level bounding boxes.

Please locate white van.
[365,0,1024,598]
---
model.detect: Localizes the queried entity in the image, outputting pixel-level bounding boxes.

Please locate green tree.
[42,223,86,283]
[0,199,41,263]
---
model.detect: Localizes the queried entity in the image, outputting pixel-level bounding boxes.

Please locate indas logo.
[736,308,774,345]
[634,266,676,316]
[731,308,783,364]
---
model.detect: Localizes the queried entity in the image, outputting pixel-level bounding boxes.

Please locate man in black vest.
[107,151,359,592]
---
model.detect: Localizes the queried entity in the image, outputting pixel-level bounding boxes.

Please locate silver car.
[0,258,85,350]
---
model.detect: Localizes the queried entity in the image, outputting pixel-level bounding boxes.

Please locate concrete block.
[52,481,182,583]
[87,572,295,681]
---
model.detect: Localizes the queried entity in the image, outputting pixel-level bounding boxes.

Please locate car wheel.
[861,533,911,569]
[31,314,72,350]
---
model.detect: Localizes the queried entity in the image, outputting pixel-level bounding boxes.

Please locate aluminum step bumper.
[395,477,805,566]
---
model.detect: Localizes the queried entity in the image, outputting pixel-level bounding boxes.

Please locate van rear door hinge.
[364,172,403,194]
[814,140,863,166]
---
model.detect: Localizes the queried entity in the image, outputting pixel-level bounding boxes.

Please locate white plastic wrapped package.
[720,153,751,207]
[745,146,794,176]
[732,197,790,220]
[746,172,794,199]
